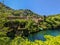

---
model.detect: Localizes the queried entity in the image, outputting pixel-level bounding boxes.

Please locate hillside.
[40,14,60,30]
[0,2,60,38]
[0,2,42,17]
[0,2,43,37]
[0,1,60,45]
[0,2,13,14]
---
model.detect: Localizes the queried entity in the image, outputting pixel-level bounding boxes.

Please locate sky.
[0,0,60,15]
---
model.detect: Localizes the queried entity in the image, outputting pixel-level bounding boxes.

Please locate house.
[7,15,43,23]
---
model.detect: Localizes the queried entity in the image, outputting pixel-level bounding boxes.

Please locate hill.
[0,2,60,38]
[0,2,42,17]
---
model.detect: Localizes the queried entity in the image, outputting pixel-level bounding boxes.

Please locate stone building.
[7,15,43,23]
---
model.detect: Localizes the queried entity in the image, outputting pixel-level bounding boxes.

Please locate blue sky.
[0,0,60,15]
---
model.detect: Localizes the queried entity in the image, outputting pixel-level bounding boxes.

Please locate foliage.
[11,35,60,45]
[0,35,60,45]
[0,2,60,37]
[0,37,10,45]
[39,14,60,30]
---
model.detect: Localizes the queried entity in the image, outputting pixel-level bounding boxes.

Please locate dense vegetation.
[0,35,60,45]
[0,2,42,37]
[0,2,60,45]
[40,14,60,30]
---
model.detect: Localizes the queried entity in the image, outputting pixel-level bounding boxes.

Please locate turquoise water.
[28,29,60,41]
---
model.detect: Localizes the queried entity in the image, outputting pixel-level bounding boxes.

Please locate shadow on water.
[28,29,60,41]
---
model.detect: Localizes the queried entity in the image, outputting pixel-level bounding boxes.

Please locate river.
[28,29,60,41]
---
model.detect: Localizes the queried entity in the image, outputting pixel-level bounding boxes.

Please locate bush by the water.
[0,35,60,45]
